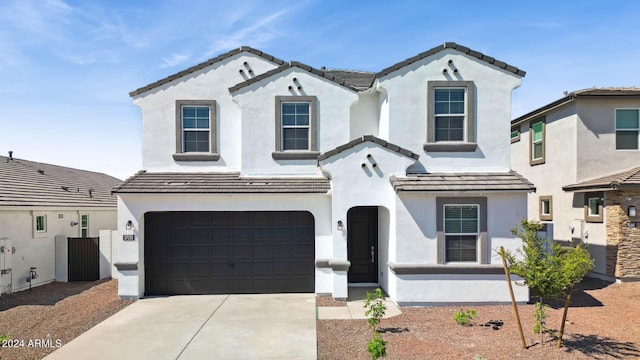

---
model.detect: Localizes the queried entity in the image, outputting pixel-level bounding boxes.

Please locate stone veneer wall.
[605,190,640,279]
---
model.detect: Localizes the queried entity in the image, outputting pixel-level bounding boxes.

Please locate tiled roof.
[0,156,120,208]
[377,42,526,78]
[318,135,419,161]
[228,61,361,93]
[323,69,375,90]
[129,46,286,97]
[563,166,640,192]
[390,171,535,192]
[112,171,331,194]
[512,87,640,126]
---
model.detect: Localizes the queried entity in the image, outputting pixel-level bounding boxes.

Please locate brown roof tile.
[376,42,526,78]
[228,61,361,93]
[563,166,640,192]
[112,171,331,194]
[318,135,419,161]
[390,171,535,192]
[512,87,640,126]
[0,156,120,208]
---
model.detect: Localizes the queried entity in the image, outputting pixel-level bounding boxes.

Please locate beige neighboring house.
[511,87,640,282]
[0,153,120,294]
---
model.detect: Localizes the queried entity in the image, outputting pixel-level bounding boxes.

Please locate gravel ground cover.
[317,278,640,359]
[0,279,133,360]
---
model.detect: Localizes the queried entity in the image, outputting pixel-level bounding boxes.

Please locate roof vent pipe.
[8,151,12,160]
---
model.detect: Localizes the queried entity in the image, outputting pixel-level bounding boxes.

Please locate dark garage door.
[144,211,315,295]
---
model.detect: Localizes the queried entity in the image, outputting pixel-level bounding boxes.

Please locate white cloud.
[160,53,192,69]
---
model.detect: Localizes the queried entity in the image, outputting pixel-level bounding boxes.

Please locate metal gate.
[67,237,99,282]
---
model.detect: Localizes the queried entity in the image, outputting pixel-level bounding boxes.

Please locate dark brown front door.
[347,207,378,283]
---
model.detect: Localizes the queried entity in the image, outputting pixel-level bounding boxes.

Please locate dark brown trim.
[272,151,319,160]
[275,96,318,154]
[114,262,138,271]
[584,191,604,223]
[315,259,351,271]
[175,100,217,157]
[319,135,419,161]
[388,262,504,275]
[435,197,488,264]
[529,117,546,166]
[426,81,476,150]
[539,195,553,221]
[423,142,478,152]
[172,153,220,161]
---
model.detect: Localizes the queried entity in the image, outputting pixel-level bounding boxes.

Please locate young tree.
[556,244,593,348]
[506,220,565,344]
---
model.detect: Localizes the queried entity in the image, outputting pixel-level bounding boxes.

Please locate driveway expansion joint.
[175,295,230,359]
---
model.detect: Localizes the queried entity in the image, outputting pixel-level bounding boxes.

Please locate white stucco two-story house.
[511,88,640,282]
[114,43,535,304]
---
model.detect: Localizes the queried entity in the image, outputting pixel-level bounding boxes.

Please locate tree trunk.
[499,246,527,349]
[538,297,544,345]
[557,287,573,348]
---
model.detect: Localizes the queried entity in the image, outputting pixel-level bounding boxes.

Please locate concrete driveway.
[45,293,316,360]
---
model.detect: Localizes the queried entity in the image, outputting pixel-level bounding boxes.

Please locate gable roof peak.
[129,46,286,97]
[376,42,525,79]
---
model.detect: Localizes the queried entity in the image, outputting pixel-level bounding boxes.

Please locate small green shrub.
[367,331,388,359]
[0,334,9,342]
[364,288,388,359]
[453,308,477,326]
[473,355,486,360]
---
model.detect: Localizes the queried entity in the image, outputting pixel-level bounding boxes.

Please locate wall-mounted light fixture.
[70,221,78,227]
[629,206,636,217]
[126,220,134,230]
[337,220,344,231]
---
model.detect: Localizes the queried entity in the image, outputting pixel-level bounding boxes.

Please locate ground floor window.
[444,205,478,262]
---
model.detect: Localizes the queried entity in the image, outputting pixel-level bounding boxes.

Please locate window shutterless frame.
[272,96,319,160]
[615,108,640,150]
[173,100,219,161]
[539,195,553,221]
[443,204,479,263]
[584,191,604,223]
[529,117,545,165]
[425,81,477,152]
[435,197,488,264]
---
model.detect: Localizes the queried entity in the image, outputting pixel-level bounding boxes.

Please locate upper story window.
[80,214,89,237]
[511,127,520,143]
[425,81,477,152]
[272,96,319,160]
[434,88,465,141]
[529,118,545,165]
[615,109,640,150]
[173,100,219,162]
[182,106,210,152]
[281,102,310,150]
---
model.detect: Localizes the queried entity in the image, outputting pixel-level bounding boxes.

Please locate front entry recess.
[347,207,378,283]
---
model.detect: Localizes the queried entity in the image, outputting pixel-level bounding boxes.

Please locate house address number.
[123,234,135,241]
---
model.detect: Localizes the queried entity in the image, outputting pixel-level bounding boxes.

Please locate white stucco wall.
[0,208,116,294]
[320,141,417,298]
[378,49,522,173]
[350,92,380,139]
[132,52,280,172]
[116,193,331,298]
[232,67,360,175]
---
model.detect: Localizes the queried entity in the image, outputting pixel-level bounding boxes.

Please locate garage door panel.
[145,211,315,295]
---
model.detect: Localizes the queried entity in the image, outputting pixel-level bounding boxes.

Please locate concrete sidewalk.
[316,287,402,320]
[45,294,316,360]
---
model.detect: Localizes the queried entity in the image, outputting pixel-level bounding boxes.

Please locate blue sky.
[1,0,639,180]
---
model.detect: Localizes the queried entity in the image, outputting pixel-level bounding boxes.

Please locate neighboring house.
[511,87,640,282]
[0,154,120,294]
[114,42,535,304]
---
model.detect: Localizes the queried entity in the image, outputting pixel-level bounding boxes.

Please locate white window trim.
[587,197,600,216]
[181,105,211,153]
[531,121,544,161]
[443,204,479,263]
[33,213,47,238]
[281,101,311,151]
[80,214,89,237]
[434,87,467,142]
[615,108,640,151]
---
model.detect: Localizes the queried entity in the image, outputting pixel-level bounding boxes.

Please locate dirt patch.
[316,295,347,307]
[317,278,640,359]
[0,279,133,360]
